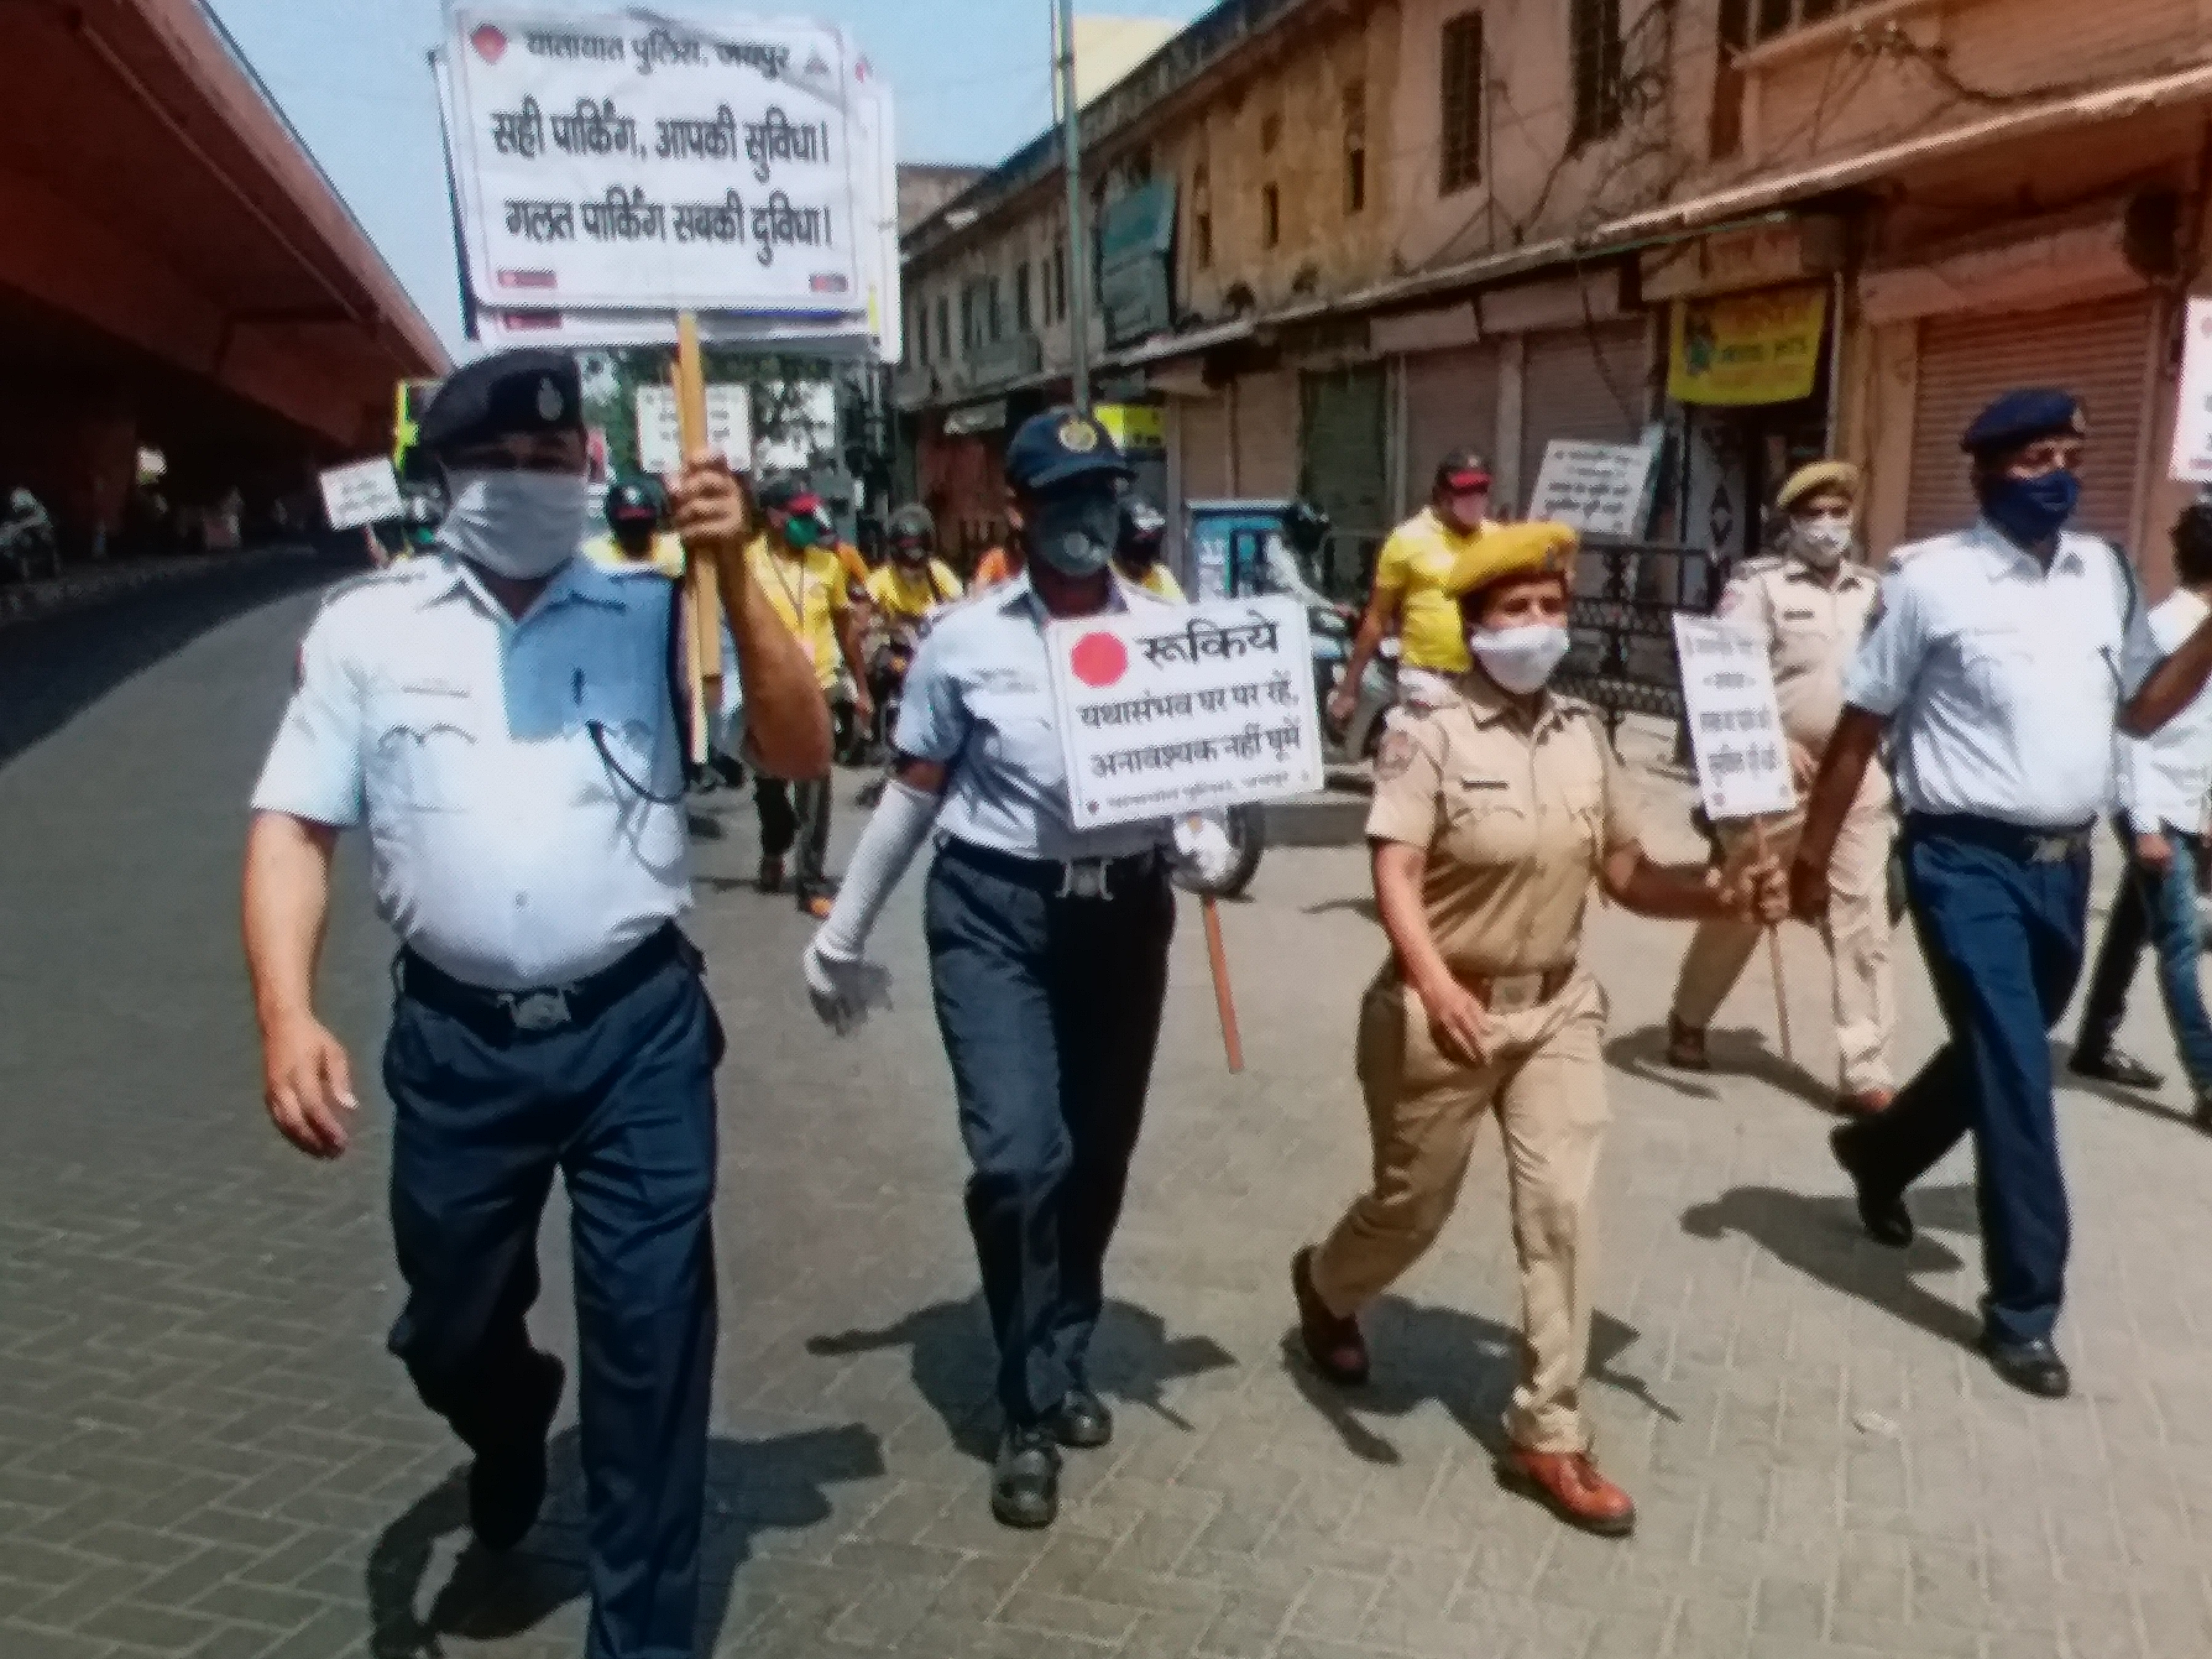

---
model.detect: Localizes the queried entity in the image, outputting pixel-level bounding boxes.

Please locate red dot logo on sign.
[471,24,509,63]
[1070,632,1128,688]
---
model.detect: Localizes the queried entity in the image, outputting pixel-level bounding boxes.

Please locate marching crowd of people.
[241,347,2212,1658]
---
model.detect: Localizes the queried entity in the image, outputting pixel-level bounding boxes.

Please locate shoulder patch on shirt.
[1781,608,1818,622]
[1376,729,1418,781]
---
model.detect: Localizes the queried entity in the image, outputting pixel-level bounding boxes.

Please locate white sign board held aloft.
[1673,614,1795,821]
[636,384,753,476]
[1047,596,1323,828]
[2173,298,2212,483]
[445,8,863,314]
[319,458,406,531]
[1528,430,1662,538]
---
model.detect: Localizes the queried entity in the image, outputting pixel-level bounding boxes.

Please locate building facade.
[899,0,2212,593]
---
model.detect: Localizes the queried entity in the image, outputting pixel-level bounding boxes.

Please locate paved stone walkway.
[7,579,2212,1659]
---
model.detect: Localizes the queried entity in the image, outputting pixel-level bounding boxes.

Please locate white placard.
[2174,298,2212,482]
[1528,430,1662,537]
[444,8,864,314]
[1673,614,1795,821]
[318,458,406,531]
[635,384,753,476]
[1046,596,1323,828]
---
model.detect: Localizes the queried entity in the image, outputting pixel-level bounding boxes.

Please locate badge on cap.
[537,378,564,423]
[1058,419,1098,454]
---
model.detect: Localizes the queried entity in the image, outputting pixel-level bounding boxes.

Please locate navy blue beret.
[1960,388,2085,457]
[1003,407,1133,493]
[417,349,583,456]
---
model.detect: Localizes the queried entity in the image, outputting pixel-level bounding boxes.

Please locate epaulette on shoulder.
[1734,554,1786,577]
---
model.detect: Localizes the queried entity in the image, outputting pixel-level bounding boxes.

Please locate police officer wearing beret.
[242,349,827,1658]
[1794,388,2212,1399]
[797,408,1235,1530]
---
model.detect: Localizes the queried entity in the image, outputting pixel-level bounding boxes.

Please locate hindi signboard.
[1672,614,1795,821]
[444,7,865,315]
[1046,596,1323,828]
[2173,298,2212,483]
[636,383,753,476]
[1527,429,1662,538]
[319,458,406,531]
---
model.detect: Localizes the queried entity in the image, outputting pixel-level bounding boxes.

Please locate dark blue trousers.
[925,845,1175,1425]
[384,955,722,1659]
[1837,816,2090,1346]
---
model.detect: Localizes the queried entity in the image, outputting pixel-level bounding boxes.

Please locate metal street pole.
[1054,0,1091,413]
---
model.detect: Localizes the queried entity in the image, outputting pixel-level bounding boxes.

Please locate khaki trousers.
[1308,968,1609,1455]
[1670,796,1897,1095]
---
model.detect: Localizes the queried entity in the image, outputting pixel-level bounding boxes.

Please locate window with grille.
[1344,80,1369,214]
[1192,164,1214,268]
[1569,0,1623,148]
[916,302,929,363]
[936,297,950,361]
[1262,183,1280,248]
[1015,263,1032,332]
[986,276,1002,342]
[1439,14,1482,195]
[1053,239,1068,323]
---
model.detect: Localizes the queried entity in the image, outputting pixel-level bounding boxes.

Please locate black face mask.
[892,540,929,565]
[1027,481,1121,577]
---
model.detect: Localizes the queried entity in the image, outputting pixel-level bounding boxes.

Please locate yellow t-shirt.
[866,558,962,622]
[747,534,850,688]
[1372,508,1496,674]
[1126,563,1186,602]
[584,532,686,580]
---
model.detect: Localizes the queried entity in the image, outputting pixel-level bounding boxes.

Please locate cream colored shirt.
[1367,676,1643,976]
[1716,553,1881,753]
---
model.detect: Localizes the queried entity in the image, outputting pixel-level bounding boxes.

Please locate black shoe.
[469,1351,565,1552]
[990,1424,1060,1530]
[1830,1125,1913,1248]
[1980,1334,2071,1399]
[2069,1046,2164,1091]
[2192,1092,2212,1135]
[1047,1386,1113,1450]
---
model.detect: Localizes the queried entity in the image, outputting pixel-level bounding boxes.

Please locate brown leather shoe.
[1497,1448,1636,1537]
[1839,1088,1895,1117]
[1291,1247,1368,1386]
[1666,1015,1709,1071]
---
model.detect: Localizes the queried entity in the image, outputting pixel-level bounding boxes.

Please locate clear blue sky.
[204,0,1210,352]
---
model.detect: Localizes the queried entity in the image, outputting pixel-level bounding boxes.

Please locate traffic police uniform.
[1831,390,2156,1375]
[252,354,720,1659]
[1672,467,1896,1101]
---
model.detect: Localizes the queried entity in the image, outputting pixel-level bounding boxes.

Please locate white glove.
[1172,813,1238,886]
[802,935,893,1036]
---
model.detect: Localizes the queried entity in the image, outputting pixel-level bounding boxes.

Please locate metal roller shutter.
[1300,366,1389,540]
[1519,321,1649,515]
[1179,396,1231,500]
[1907,295,2155,545]
[1234,370,1300,496]
[1403,344,1502,506]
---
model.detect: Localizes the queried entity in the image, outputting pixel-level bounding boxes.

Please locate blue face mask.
[1981,469,2080,548]
[1028,482,1122,577]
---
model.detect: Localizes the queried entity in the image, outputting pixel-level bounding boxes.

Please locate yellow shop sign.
[1668,285,1829,407]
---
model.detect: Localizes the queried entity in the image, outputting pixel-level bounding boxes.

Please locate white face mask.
[1792,517,1855,569]
[438,469,589,581]
[1470,622,1573,695]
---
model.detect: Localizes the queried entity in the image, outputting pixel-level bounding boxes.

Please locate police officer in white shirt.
[241,349,827,1659]
[796,408,1234,1531]
[2070,501,2212,1121]
[1792,389,2212,1400]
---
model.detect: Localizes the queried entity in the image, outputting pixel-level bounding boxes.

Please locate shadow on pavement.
[806,1295,1238,1461]
[2051,1038,2203,1131]
[0,549,349,772]
[1608,1020,1837,1112]
[1301,895,1380,925]
[1681,1183,1981,1349]
[365,1421,883,1659]
[1283,1298,1673,1467]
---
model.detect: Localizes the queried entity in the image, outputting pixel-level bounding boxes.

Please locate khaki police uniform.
[1306,673,1640,1454]
[1672,553,1897,1094]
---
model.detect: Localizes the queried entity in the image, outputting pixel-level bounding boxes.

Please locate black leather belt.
[1904,813,2093,865]
[397,924,697,1043]
[941,838,1165,900]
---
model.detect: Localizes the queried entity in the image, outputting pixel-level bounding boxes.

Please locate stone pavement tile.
[1667,1593,1752,1659]
[0,1626,120,1659]
[74,1600,231,1653]
[992,1587,1142,1646]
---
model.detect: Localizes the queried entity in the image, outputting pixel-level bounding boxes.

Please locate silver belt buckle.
[2029,835,2075,865]
[503,988,574,1033]
[1488,973,1545,1014]
[1059,859,1112,901]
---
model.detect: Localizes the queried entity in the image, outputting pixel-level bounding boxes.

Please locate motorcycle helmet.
[604,477,662,531]
[1118,497,1168,567]
[887,503,935,564]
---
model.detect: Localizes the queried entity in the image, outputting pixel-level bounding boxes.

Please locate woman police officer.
[1290,523,1787,1537]
[795,407,1234,1531]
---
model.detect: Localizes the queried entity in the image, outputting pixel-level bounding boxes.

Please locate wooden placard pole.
[673,313,723,767]
[1202,893,1244,1074]
[1750,816,1794,1067]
